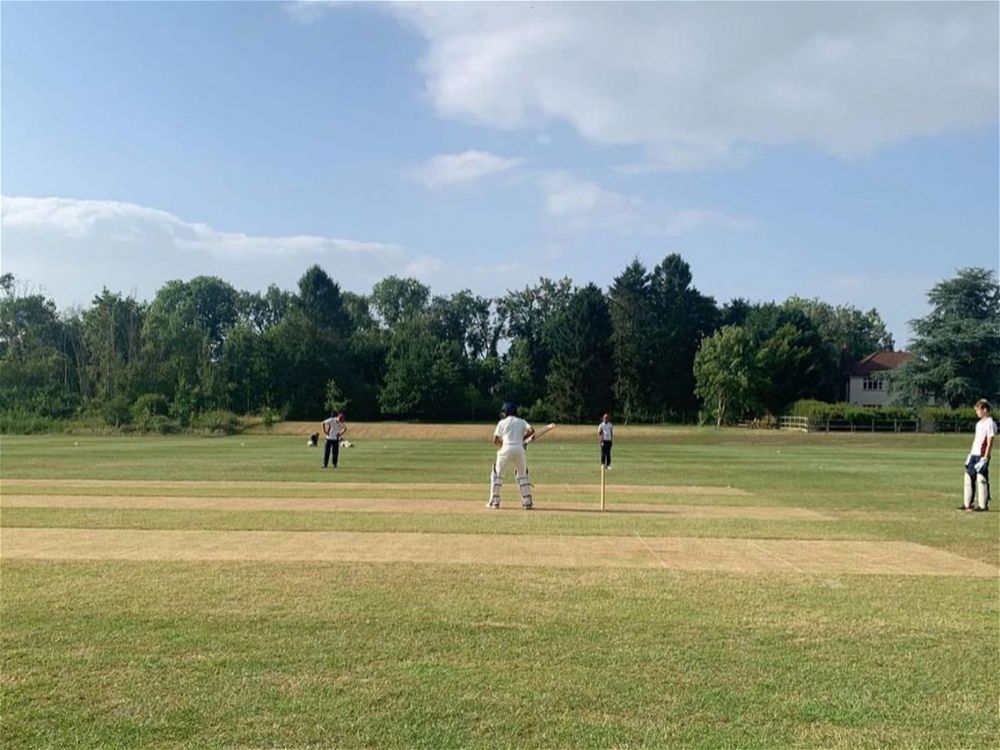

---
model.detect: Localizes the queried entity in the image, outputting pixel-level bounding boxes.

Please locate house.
[845,350,912,407]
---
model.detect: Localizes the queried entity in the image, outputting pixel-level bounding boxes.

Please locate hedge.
[788,400,916,424]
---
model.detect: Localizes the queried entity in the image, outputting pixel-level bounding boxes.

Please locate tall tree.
[609,259,654,423]
[378,320,464,419]
[497,277,573,409]
[328,290,386,419]
[694,325,755,427]
[370,276,430,329]
[0,278,78,417]
[784,297,893,360]
[647,254,719,419]
[428,290,499,361]
[544,283,614,422]
[427,290,503,416]
[140,277,237,411]
[341,291,376,334]
[220,322,275,415]
[783,296,894,397]
[237,285,294,334]
[79,289,144,406]
[297,265,349,336]
[720,298,752,328]
[744,304,837,414]
[893,268,1000,407]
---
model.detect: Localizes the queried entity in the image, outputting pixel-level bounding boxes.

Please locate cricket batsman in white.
[488,401,535,510]
[961,399,995,511]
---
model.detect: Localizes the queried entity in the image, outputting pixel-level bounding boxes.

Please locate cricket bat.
[525,423,556,444]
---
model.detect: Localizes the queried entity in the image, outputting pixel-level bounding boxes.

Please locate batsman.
[488,401,535,510]
[961,399,995,511]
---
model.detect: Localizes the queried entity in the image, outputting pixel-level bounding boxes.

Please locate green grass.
[1,431,998,749]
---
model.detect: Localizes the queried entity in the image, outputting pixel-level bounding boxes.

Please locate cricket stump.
[600,463,606,511]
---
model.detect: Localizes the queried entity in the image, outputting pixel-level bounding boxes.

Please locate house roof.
[850,350,913,377]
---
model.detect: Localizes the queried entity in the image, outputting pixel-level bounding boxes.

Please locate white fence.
[779,415,921,433]
[778,416,809,432]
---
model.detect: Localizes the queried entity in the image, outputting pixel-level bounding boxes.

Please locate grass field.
[1,426,997,748]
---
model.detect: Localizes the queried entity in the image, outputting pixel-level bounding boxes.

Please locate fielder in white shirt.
[961,399,995,511]
[488,401,535,510]
[598,413,614,469]
[321,413,347,469]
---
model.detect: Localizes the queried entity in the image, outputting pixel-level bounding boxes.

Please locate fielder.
[598,413,613,470]
[961,399,995,511]
[321,412,348,469]
[488,401,535,510]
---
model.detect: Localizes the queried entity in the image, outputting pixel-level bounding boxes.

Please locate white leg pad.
[976,474,990,510]
[517,470,533,508]
[964,473,975,507]
[488,467,502,507]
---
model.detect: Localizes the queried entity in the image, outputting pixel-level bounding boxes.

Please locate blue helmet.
[501,401,517,417]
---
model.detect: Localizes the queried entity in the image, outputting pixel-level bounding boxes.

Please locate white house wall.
[848,376,894,407]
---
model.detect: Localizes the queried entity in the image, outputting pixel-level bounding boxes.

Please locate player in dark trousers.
[598,413,613,470]
[321,412,347,469]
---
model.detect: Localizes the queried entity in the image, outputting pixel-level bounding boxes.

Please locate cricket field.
[1,426,997,748]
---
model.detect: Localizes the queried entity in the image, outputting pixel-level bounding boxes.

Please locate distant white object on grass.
[241,443,246,447]
[341,439,354,448]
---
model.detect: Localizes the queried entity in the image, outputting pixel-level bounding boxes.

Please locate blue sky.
[2,1,997,347]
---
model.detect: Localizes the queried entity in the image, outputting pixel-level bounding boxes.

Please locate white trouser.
[490,446,532,506]
[495,445,528,478]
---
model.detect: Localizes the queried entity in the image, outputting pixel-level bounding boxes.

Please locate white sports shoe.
[487,498,501,509]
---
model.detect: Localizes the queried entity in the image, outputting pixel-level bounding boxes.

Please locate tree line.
[0,257,995,430]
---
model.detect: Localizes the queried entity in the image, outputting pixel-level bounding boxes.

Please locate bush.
[0,409,58,434]
[919,406,979,433]
[140,415,182,435]
[260,407,277,433]
[63,411,114,435]
[131,393,171,432]
[789,400,917,426]
[191,409,241,435]
[132,393,169,421]
[101,396,133,428]
[746,414,779,429]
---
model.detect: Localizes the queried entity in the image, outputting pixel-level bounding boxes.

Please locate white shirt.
[494,416,533,449]
[323,418,345,440]
[598,421,613,442]
[971,416,997,457]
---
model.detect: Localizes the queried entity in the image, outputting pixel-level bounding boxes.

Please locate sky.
[1,0,997,347]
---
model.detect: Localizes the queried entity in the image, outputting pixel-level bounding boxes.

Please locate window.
[862,377,884,391]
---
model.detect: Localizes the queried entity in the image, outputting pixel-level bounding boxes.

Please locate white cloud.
[0,195,440,307]
[387,3,997,170]
[402,254,445,278]
[657,208,756,236]
[472,261,520,276]
[1,195,183,239]
[282,1,329,24]
[535,172,752,236]
[537,172,641,231]
[409,150,523,187]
